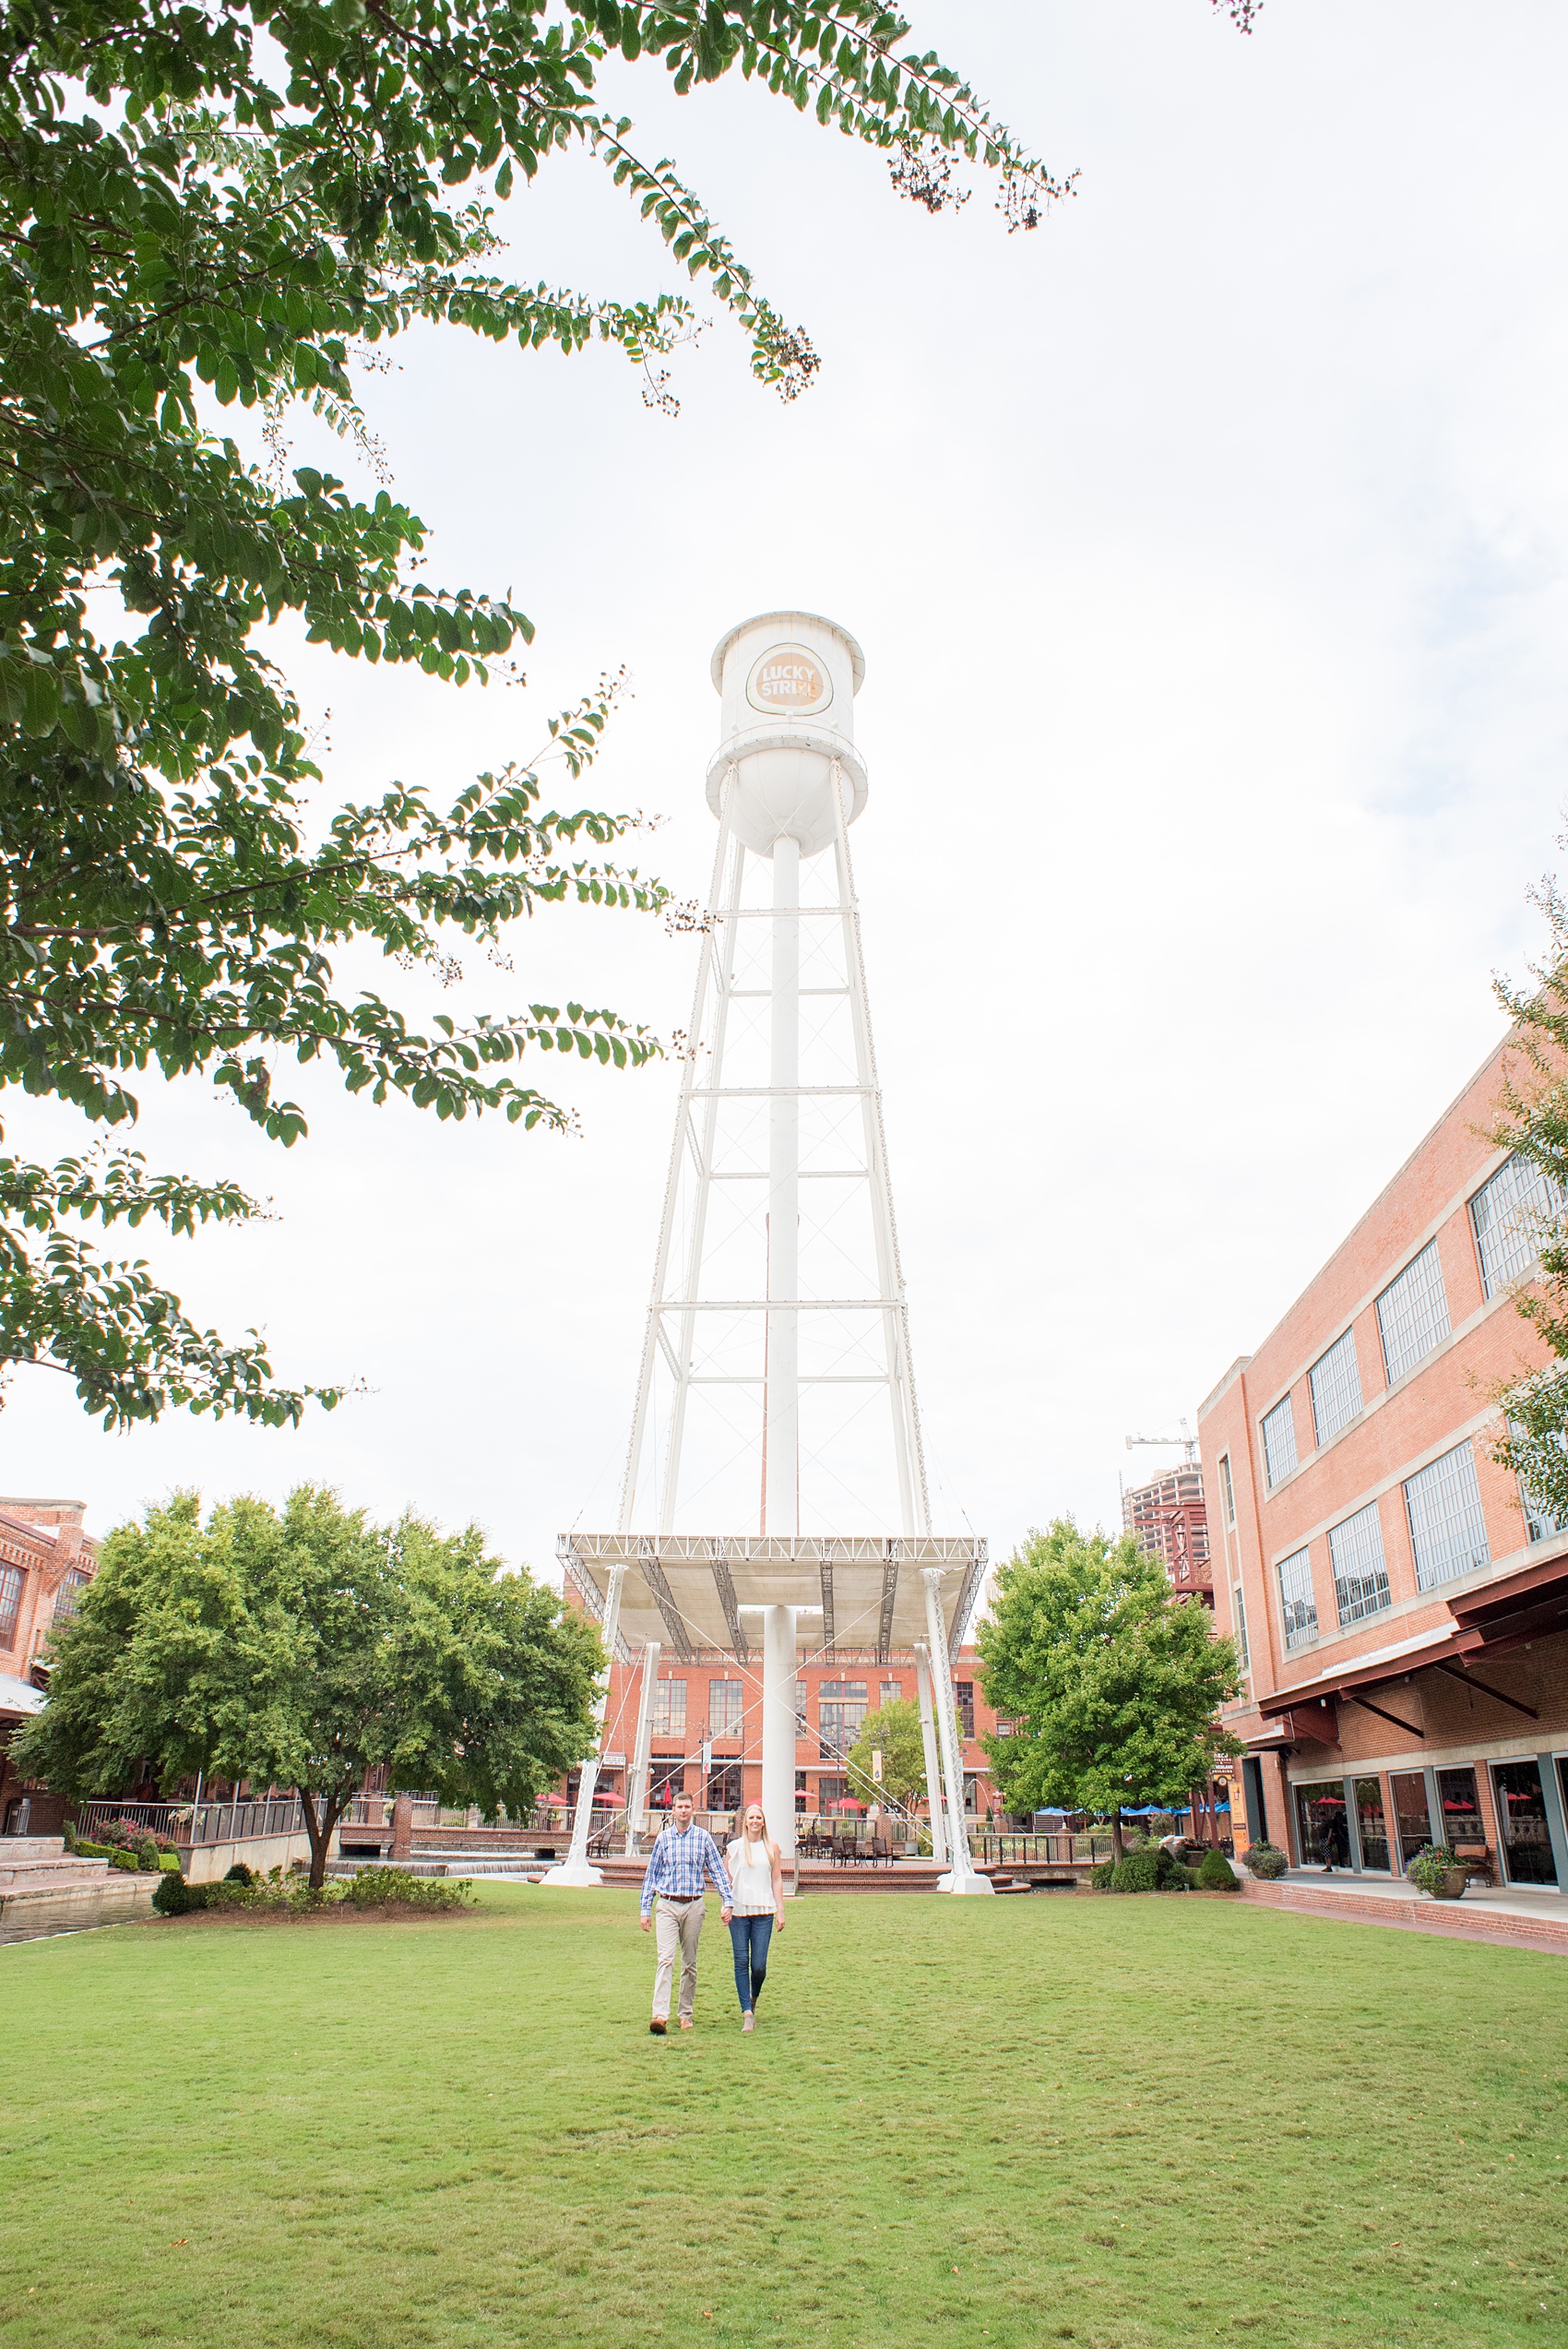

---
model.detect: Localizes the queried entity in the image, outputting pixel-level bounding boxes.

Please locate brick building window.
[1261,1395,1299,1489]
[1231,1581,1249,1671]
[818,1681,866,1759]
[1471,1152,1564,1297]
[648,1758,685,1807]
[0,1564,22,1650]
[707,1678,742,1737]
[1376,1241,1451,1385]
[1404,1441,1490,1589]
[816,1776,850,1812]
[1310,1329,1363,1445]
[878,1677,903,1709]
[1218,1452,1236,1528]
[794,1678,808,1735]
[51,1567,91,1624]
[954,1681,976,1737]
[1277,1547,1318,1651]
[1327,1501,1391,1628]
[706,1761,742,1812]
[652,1679,686,1737]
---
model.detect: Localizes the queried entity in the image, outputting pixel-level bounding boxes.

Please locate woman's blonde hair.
[736,1802,778,1866]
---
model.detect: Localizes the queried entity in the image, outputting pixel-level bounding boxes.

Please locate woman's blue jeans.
[729,1913,773,2012]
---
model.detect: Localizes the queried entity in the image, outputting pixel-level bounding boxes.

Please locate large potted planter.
[1408,1843,1467,1901]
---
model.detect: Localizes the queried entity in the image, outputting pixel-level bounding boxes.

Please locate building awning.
[0,1669,45,1722]
[1256,1624,1468,1717]
[1447,1552,1568,1647]
[1253,1554,1568,1732]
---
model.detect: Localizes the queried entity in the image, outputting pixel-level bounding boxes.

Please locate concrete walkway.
[1239,1866,1568,1955]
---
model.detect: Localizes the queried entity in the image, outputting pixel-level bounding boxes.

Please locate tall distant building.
[1123,1465,1213,1604]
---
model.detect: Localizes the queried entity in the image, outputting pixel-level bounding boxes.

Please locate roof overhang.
[558,1532,986,1665]
[1255,1556,1568,1724]
[0,1669,45,1723]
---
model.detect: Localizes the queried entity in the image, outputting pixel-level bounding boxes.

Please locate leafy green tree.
[1485,885,1568,1519]
[0,5,1072,1430]
[976,1518,1241,1862]
[843,1694,926,1814]
[10,1485,601,1884]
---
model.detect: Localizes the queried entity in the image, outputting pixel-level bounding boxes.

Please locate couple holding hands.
[638,1790,785,2034]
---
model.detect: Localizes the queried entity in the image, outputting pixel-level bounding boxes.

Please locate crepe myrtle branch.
[0,1226,349,1430]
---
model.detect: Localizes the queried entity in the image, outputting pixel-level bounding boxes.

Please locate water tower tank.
[707,609,868,856]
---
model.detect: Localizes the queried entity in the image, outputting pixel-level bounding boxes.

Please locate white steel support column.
[764,834,801,1537]
[622,1639,660,1857]
[913,1640,948,1867]
[831,764,928,1537]
[760,1604,799,1881]
[922,1569,992,1894]
[541,1563,626,1887]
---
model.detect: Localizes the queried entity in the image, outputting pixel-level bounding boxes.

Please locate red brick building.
[1198,1033,1568,1890]
[552,1643,1005,1831]
[0,1496,101,1836]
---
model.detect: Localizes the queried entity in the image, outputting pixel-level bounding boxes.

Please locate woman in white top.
[726,1803,785,2033]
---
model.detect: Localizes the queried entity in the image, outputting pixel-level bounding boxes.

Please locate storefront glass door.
[1491,1761,1559,1887]
[1294,1780,1349,1867]
[1435,1766,1482,1846]
[1390,1771,1432,1868]
[1354,1777,1391,1872]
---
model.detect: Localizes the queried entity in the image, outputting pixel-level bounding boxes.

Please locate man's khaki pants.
[653,1896,705,2021]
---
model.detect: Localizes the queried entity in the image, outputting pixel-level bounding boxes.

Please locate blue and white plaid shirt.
[639,1820,734,1917]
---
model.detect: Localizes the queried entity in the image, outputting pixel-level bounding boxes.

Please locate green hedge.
[153,1866,476,1919]
[1096,1845,1190,1894]
[1195,1849,1239,1890]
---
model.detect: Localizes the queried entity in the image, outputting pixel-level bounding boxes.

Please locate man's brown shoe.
[648,2020,667,2035]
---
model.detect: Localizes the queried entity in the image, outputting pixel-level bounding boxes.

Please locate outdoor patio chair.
[1454,1840,1496,1886]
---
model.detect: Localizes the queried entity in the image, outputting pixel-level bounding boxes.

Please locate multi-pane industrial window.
[1231,1582,1249,1672]
[707,1677,742,1736]
[652,1678,687,1737]
[1310,1329,1364,1445]
[1277,1548,1318,1651]
[1328,1501,1392,1628]
[51,1568,89,1624]
[878,1677,903,1710]
[1509,1417,1563,1544]
[1261,1395,1299,1489]
[0,1563,21,1649]
[954,1681,976,1737]
[818,1680,867,1759]
[794,1678,809,1736]
[1404,1441,1491,1588]
[1470,1152,1564,1298]
[1521,1475,1562,1545]
[1218,1453,1237,1528]
[1376,1241,1451,1385]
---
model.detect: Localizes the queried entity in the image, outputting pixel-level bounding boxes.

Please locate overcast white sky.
[11,2,1568,1583]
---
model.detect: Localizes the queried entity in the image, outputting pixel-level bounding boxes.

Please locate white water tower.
[546,613,991,1893]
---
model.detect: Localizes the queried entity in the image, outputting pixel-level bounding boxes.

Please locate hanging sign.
[746,643,833,715]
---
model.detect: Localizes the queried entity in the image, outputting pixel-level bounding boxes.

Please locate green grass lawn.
[3,1886,1565,2349]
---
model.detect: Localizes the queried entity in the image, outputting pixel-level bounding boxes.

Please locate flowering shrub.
[1241,1842,1289,1880]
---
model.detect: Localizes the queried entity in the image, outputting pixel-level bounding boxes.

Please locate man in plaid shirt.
[639,1790,734,2033]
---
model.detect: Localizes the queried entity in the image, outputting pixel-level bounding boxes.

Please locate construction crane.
[1124,1416,1198,1464]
